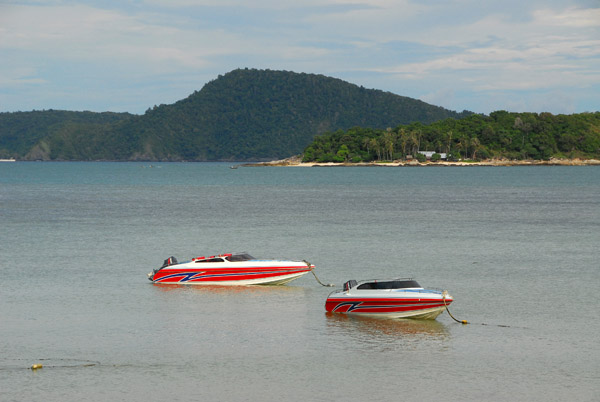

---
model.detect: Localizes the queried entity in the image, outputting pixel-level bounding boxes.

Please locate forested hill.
[0,110,132,160]
[0,68,471,161]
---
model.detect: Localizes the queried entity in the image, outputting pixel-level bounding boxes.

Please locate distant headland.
[264,110,600,166]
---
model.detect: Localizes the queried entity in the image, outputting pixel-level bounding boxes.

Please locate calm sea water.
[1,162,598,401]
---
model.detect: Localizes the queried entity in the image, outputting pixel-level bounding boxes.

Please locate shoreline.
[244,157,600,167]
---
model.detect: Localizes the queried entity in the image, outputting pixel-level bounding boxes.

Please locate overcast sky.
[1,0,598,115]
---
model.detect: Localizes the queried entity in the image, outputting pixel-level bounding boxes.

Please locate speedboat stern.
[148,256,178,281]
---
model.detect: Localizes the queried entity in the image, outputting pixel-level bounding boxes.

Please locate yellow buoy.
[31,364,43,370]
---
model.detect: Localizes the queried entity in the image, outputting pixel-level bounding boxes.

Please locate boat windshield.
[227,253,255,262]
[195,257,225,263]
[357,280,421,290]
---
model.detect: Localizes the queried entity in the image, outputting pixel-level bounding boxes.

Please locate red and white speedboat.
[325,278,453,319]
[148,252,314,285]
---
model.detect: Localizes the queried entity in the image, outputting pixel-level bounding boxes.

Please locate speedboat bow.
[325,278,453,319]
[148,252,314,285]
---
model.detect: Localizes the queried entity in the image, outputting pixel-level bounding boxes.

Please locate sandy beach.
[245,156,600,167]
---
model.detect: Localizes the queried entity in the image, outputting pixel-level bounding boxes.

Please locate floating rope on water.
[304,260,335,287]
[442,291,513,328]
[442,291,468,324]
[0,358,101,371]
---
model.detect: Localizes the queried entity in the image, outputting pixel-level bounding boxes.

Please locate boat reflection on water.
[325,312,450,344]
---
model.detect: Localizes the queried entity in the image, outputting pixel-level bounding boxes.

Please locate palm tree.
[471,137,481,160]
[456,136,468,160]
[369,138,380,160]
[462,136,470,160]
[399,128,409,157]
[409,131,419,155]
[363,137,371,155]
[383,129,394,161]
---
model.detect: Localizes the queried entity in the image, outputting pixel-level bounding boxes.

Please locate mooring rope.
[304,260,335,287]
[0,358,102,371]
[442,291,513,327]
[442,290,468,324]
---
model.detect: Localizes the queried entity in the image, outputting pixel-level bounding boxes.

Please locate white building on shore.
[417,151,446,160]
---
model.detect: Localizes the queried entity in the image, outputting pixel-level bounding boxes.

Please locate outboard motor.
[343,280,357,291]
[149,256,179,281]
[161,256,178,268]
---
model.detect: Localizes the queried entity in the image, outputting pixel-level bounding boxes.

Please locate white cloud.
[357,2,600,100]
[534,6,600,27]
[0,4,254,76]
[0,0,598,114]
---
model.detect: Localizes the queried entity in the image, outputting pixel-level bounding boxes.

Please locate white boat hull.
[325,279,453,320]
[149,254,314,286]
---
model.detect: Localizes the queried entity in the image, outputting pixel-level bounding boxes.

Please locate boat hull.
[150,262,312,286]
[325,293,452,320]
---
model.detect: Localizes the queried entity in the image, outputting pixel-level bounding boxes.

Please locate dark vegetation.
[302,111,600,163]
[0,110,131,160]
[0,69,470,161]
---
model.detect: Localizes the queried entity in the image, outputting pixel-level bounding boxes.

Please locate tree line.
[302,111,600,163]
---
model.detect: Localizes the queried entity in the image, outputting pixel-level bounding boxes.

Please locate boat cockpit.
[343,279,422,291]
[192,253,256,263]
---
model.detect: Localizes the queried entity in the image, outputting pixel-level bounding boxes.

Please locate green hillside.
[0,110,131,160]
[0,69,470,161]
